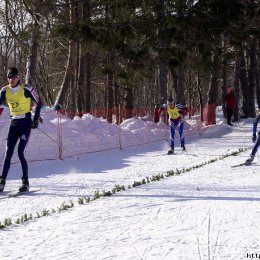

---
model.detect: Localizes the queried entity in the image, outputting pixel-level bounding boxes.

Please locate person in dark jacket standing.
[0,67,42,192]
[224,87,236,126]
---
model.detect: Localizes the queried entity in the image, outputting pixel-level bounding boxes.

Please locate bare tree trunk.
[82,0,92,113]
[85,52,92,113]
[158,49,168,105]
[207,40,221,125]
[5,0,40,87]
[156,0,168,105]
[106,52,114,123]
[221,34,228,119]
[177,63,185,104]
[123,87,133,119]
[25,0,43,86]
[54,42,76,108]
[233,51,241,122]
[54,0,76,109]
[197,73,204,122]
[169,67,177,99]
[76,44,85,116]
[71,0,86,116]
[247,38,257,118]
[222,61,227,119]
[25,29,38,86]
[208,52,221,104]
[114,82,120,124]
[239,48,250,118]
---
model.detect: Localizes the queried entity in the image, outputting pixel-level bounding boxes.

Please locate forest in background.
[0,0,259,124]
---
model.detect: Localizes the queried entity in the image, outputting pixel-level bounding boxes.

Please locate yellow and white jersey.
[0,82,42,120]
[5,83,31,116]
[167,106,181,120]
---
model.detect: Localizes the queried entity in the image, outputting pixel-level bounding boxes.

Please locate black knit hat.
[7,67,19,78]
[167,98,174,105]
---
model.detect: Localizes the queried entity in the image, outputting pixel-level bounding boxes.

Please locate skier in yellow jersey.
[161,98,188,154]
[0,67,42,192]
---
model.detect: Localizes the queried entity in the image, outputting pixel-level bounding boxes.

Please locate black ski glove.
[252,134,257,143]
[31,119,39,129]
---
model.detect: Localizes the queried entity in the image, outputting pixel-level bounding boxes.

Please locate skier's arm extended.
[24,84,42,122]
[0,87,6,105]
[0,87,7,116]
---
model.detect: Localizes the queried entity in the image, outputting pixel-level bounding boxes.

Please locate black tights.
[226,108,233,125]
[252,132,260,157]
[1,118,31,180]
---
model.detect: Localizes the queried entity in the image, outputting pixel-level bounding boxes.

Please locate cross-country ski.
[7,189,41,198]
[0,189,41,200]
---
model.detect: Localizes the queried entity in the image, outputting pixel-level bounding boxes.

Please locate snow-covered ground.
[0,108,259,260]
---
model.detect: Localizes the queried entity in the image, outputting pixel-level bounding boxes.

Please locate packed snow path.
[0,121,259,260]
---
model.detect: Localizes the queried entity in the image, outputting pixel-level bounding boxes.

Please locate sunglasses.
[7,75,19,79]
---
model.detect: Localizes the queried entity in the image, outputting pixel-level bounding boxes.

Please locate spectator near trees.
[224,88,236,126]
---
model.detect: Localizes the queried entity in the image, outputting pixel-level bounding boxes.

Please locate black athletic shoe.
[0,178,6,192]
[245,155,254,165]
[167,148,174,155]
[19,178,29,192]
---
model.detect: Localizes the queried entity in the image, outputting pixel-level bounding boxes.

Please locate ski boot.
[19,178,29,192]
[167,147,174,155]
[0,178,6,192]
[181,144,186,151]
[245,155,254,165]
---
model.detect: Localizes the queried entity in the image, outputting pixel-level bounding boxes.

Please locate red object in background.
[205,102,217,125]
[182,106,189,117]
[224,88,236,109]
[153,104,161,123]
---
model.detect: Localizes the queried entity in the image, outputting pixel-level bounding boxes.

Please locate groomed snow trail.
[1,122,259,260]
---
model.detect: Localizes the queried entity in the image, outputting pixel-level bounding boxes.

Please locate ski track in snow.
[1,121,260,259]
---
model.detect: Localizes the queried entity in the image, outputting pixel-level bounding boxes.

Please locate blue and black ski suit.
[161,102,187,149]
[251,112,260,157]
